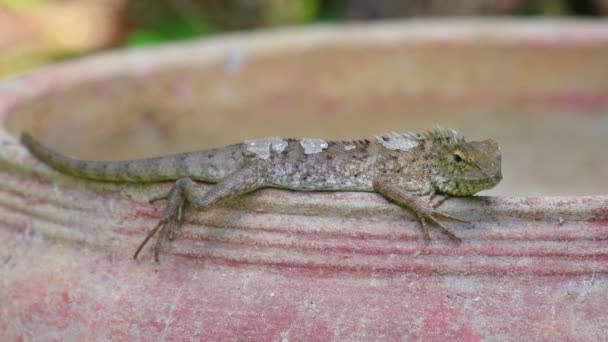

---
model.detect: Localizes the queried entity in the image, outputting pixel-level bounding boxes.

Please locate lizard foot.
[134,186,185,262]
[148,194,168,204]
[372,178,469,243]
[416,198,468,242]
[416,210,467,242]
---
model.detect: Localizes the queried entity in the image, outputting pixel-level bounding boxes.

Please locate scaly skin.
[21,128,502,261]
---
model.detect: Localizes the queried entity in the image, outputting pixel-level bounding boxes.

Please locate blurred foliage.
[125,0,608,46]
[126,0,322,46]
[1,0,607,77]
[0,0,44,8]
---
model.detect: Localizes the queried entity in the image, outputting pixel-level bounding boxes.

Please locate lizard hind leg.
[133,159,268,262]
[133,180,187,262]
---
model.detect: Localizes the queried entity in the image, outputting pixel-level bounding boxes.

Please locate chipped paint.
[300,138,328,154]
[245,137,287,159]
[374,132,421,151]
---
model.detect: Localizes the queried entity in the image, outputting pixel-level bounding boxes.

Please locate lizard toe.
[431,210,469,224]
[426,214,463,242]
[133,221,163,260]
[149,194,169,204]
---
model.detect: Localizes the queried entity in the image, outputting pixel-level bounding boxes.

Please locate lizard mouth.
[456,170,502,184]
[456,176,500,184]
[453,175,501,193]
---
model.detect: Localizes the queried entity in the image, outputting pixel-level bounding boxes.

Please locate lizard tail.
[20,133,185,182]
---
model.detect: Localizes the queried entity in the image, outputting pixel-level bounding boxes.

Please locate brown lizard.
[20,128,502,261]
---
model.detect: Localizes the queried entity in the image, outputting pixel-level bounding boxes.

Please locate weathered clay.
[1,20,608,340]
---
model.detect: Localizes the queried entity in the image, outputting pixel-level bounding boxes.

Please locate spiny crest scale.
[374,131,424,141]
[424,127,465,145]
[373,132,423,151]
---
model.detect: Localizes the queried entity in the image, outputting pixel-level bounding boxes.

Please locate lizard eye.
[453,153,463,163]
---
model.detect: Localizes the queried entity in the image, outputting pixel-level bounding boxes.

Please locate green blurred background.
[1,0,607,77]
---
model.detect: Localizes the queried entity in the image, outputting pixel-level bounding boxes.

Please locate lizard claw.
[149,194,168,204]
[429,212,463,242]
[133,221,163,261]
[153,217,180,262]
[431,210,469,224]
[418,194,468,239]
[135,188,185,262]
[414,204,466,242]
[372,179,467,243]
[133,212,183,262]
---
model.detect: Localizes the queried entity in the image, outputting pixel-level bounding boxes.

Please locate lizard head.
[427,129,502,196]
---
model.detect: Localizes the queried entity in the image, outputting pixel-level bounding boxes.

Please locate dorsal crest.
[373,132,423,151]
[424,127,465,145]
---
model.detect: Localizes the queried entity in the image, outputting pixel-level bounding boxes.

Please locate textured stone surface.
[1,20,608,340]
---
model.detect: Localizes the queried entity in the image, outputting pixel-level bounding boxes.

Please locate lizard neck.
[429,173,452,195]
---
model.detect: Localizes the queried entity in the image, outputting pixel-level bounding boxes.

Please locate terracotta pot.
[1,20,608,340]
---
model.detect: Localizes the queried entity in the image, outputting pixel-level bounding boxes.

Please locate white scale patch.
[374,132,421,151]
[300,138,328,154]
[245,137,288,159]
[344,144,356,151]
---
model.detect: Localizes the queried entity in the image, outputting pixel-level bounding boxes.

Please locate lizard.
[20,128,502,262]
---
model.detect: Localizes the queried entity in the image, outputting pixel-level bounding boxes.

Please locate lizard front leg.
[372,177,467,242]
[134,159,268,262]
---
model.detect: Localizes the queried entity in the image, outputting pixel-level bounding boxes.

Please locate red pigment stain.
[94,79,116,97]
[522,197,540,206]
[589,201,608,217]
[0,95,21,114]
[127,199,162,220]
[61,291,70,304]
[419,295,481,342]
[318,95,339,112]
[556,199,578,207]
[581,197,596,205]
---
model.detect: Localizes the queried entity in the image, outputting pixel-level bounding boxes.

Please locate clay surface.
[1,20,608,340]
